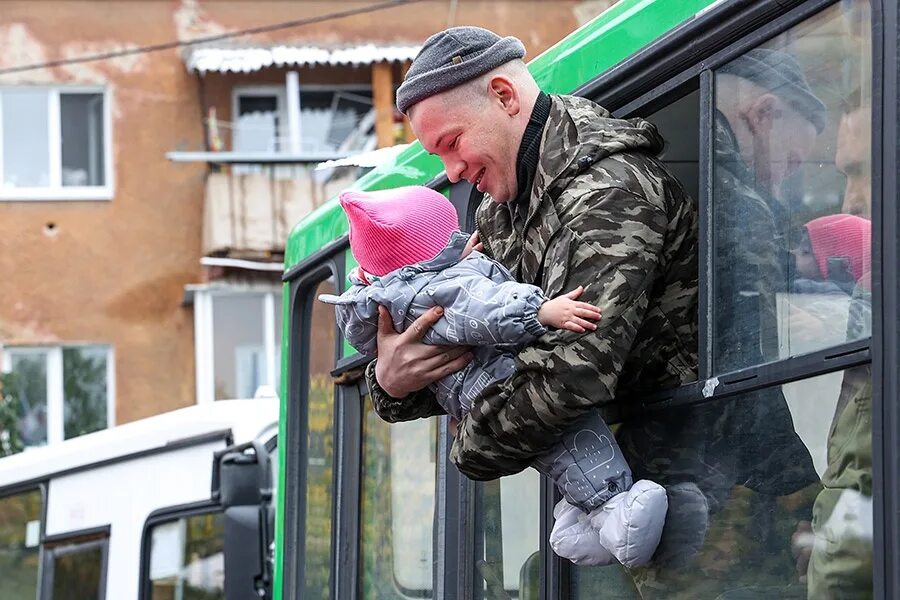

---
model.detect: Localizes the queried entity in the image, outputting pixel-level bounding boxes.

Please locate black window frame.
[138,499,223,600]
[40,526,110,600]
[281,241,346,600]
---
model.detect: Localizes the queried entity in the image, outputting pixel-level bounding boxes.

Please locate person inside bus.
[789,213,871,296]
[320,185,669,568]
[795,87,874,600]
[358,26,710,572]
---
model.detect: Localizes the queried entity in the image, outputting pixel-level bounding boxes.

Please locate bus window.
[712,0,872,373]
[0,488,42,599]
[43,537,108,599]
[642,88,701,203]
[475,470,540,599]
[626,365,870,597]
[147,512,225,599]
[300,278,338,599]
[359,393,436,599]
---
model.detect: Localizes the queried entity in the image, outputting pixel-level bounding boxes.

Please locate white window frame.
[192,286,281,404]
[0,344,115,446]
[231,85,287,153]
[0,86,114,201]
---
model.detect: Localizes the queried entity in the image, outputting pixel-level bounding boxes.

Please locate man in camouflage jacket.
[365,26,698,482]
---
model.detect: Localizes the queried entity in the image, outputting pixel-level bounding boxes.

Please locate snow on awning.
[185,44,421,74]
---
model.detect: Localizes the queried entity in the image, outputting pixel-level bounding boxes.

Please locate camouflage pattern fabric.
[808,284,873,599]
[367,94,699,479]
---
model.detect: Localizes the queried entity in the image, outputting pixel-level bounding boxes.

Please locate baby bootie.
[591,479,668,568]
[549,499,616,566]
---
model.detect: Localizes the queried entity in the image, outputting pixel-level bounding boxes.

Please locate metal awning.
[185,43,421,74]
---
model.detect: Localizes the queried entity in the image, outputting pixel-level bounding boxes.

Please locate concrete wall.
[0,0,615,424]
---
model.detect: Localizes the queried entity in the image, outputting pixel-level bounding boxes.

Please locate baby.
[320,185,668,567]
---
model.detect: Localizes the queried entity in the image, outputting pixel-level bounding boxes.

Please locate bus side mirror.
[212,440,272,600]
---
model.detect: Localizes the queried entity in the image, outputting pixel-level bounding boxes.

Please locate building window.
[0,345,113,449]
[0,87,111,200]
[232,86,373,155]
[193,288,282,402]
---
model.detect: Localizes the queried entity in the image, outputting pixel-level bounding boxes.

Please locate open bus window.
[359,393,436,599]
[0,488,42,599]
[299,278,337,598]
[42,536,108,599]
[148,512,225,600]
[475,470,541,599]
[711,0,872,373]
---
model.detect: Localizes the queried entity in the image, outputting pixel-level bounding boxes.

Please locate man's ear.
[487,75,520,117]
[743,93,779,134]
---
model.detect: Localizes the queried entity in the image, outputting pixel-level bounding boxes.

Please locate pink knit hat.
[340,186,459,277]
[804,213,871,281]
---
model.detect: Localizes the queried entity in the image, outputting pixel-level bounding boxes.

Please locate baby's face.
[791,232,821,280]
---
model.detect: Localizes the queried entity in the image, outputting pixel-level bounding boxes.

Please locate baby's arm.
[427,258,600,346]
[318,284,379,356]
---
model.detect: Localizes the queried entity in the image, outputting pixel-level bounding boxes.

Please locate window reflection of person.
[708,48,820,498]
[641,48,824,591]
[802,88,874,600]
[837,90,872,218]
[622,49,821,595]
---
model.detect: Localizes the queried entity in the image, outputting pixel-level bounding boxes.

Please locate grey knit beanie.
[720,48,827,133]
[396,26,526,114]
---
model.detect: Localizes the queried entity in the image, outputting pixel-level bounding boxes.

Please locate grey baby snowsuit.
[320,231,632,512]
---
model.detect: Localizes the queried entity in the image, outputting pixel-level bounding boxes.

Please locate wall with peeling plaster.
[0,0,616,426]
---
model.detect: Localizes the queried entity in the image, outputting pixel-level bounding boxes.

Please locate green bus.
[274,0,897,597]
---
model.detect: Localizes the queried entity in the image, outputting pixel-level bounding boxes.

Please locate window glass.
[615,365,871,598]
[712,0,872,373]
[0,489,42,599]
[299,90,372,153]
[60,93,105,187]
[212,294,266,399]
[6,350,49,447]
[359,393,436,599]
[644,89,700,202]
[300,279,337,599]
[47,540,105,599]
[475,471,541,599]
[4,345,111,449]
[62,347,108,439]
[2,89,50,188]
[149,512,225,600]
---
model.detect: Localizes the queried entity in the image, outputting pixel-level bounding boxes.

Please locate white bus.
[0,397,278,600]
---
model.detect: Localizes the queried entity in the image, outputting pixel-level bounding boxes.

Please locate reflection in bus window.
[359,393,436,599]
[148,512,225,599]
[476,470,540,599]
[0,489,41,599]
[620,365,871,598]
[712,0,872,373]
[47,539,106,599]
[302,279,337,599]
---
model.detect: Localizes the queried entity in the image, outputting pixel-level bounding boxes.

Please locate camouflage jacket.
[711,112,791,372]
[367,94,699,480]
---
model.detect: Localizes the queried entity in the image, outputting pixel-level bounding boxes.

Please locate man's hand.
[374,305,473,398]
[537,286,602,333]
